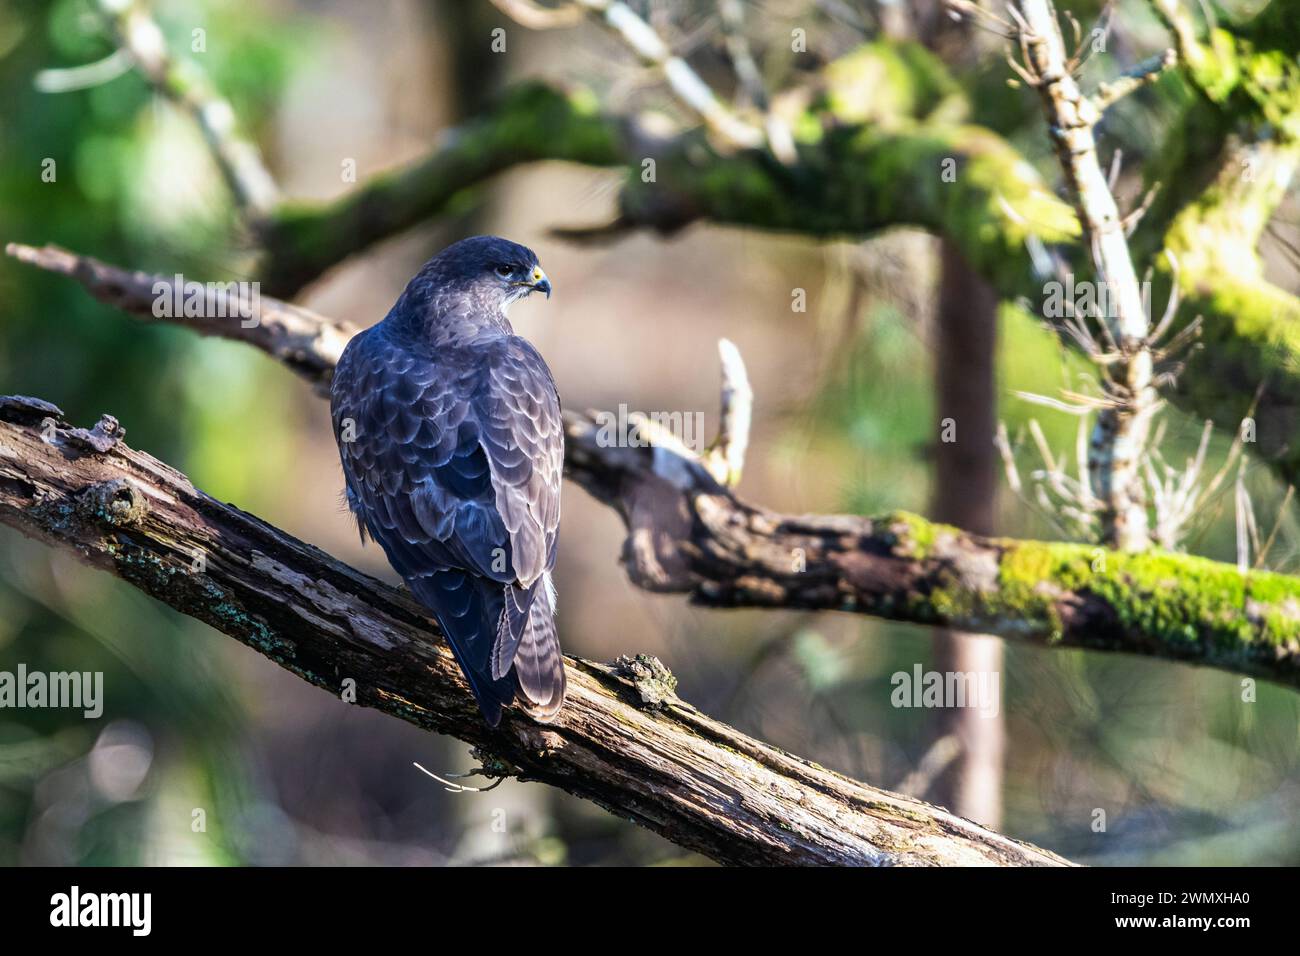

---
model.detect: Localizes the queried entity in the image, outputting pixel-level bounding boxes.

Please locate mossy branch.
[248,48,1300,484]
[9,242,1300,691]
[255,74,1077,299]
[257,83,623,295]
[1142,0,1300,479]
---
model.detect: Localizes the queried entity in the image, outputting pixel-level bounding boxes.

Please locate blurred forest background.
[1,0,1298,866]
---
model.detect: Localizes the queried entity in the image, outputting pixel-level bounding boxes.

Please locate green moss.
[993,542,1081,639]
[639,113,1075,300]
[819,41,966,126]
[1189,27,1244,103]
[1152,118,1300,479]
[1175,16,1300,139]
[992,538,1300,661]
[880,510,944,560]
[110,541,296,660]
[873,513,1300,674]
[261,82,622,293]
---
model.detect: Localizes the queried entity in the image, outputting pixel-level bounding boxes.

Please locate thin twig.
[413,762,506,793]
[718,0,797,162]
[498,0,766,150]
[1255,486,1295,571]
[1092,49,1177,114]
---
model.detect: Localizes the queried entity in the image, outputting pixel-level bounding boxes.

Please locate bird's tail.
[512,574,566,722]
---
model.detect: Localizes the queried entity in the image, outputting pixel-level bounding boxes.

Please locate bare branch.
[1256,486,1295,571]
[702,337,753,487]
[1151,0,1206,76]
[1012,0,1160,551]
[5,243,350,396]
[717,0,797,162]
[97,0,279,217]
[1092,48,1177,114]
[536,0,766,150]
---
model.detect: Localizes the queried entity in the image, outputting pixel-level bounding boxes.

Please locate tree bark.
[0,394,1068,867]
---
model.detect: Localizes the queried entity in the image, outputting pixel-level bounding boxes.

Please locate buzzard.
[330,236,566,725]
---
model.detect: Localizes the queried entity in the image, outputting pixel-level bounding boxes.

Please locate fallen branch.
[0,393,1068,867]
[10,241,1300,691]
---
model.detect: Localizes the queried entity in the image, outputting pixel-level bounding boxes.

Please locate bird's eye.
[494,264,513,278]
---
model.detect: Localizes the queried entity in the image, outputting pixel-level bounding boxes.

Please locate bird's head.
[422,235,552,314]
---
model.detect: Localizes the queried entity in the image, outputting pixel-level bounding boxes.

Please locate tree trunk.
[929,239,1004,827]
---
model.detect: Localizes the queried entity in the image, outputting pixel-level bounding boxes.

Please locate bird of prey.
[330,236,566,726]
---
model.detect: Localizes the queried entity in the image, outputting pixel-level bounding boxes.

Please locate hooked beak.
[529,265,552,299]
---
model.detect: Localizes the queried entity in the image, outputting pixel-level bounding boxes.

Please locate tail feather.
[407,572,513,726]
[491,582,536,680]
[512,574,566,721]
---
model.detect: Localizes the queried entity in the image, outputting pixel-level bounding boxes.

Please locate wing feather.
[330,326,564,722]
